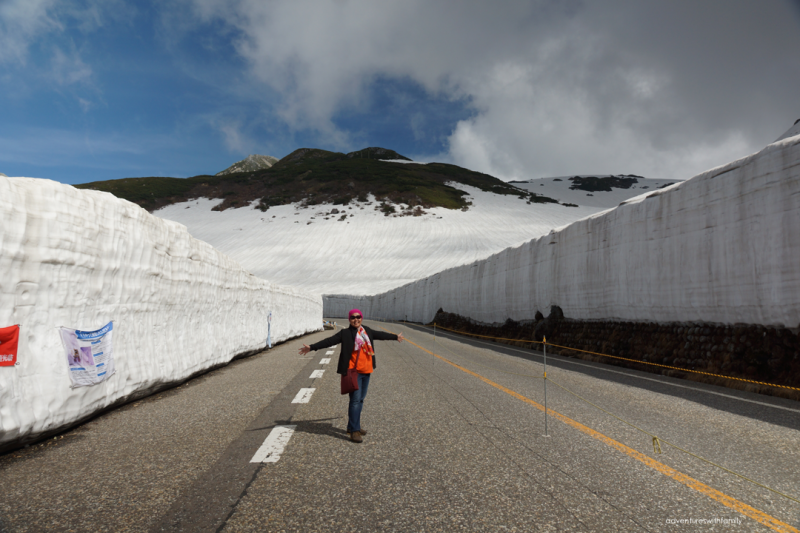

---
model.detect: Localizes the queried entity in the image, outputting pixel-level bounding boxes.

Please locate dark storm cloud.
[574,1,800,147]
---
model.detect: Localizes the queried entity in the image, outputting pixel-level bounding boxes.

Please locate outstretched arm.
[298,329,343,355]
[369,329,404,342]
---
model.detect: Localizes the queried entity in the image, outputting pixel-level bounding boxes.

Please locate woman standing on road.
[299,310,404,443]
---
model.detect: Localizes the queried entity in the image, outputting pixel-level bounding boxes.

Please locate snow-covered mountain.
[155,169,669,296]
[216,154,279,175]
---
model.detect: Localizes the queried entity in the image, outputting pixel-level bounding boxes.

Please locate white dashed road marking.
[325,350,335,355]
[310,370,325,379]
[320,358,331,364]
[250,425,296,463]
[292,388,315,403]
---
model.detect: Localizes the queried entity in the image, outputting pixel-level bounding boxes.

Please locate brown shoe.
[358,429,367,436]
[349,431,363,443]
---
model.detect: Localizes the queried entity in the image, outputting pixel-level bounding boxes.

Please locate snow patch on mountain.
[155,184,605,296]
[511,175,678,209]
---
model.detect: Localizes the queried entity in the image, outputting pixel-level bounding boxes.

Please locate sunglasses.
[349,315,362,320]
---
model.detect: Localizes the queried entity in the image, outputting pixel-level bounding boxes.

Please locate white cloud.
[0,127,176,167]
[181,0,800,180]
[78,97,92,112]
[216,120,251,153]
[0,0,60,64]
[51,46,92,85]
[0,0,131,66]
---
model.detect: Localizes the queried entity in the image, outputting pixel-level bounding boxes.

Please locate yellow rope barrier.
[652,436,662,455]
[422,322,800,393]
[430,323,542,344]
[422,325,800,508]
[545,340,800,393]
[545,376,800,506]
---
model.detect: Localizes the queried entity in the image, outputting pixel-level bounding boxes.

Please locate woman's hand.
[298,344,311,355]
[397,333,404,343]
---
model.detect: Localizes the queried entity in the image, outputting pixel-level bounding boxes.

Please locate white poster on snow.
[59,321,116,388]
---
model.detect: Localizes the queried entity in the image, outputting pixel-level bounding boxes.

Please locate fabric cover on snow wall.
[0,178,322,450]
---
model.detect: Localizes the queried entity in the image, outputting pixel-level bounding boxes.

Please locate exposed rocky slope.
[216,154,279,175]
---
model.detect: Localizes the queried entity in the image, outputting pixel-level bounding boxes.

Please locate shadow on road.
[249,417,350,441]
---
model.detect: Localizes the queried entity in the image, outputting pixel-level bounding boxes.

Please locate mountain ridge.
[76,146,564,213]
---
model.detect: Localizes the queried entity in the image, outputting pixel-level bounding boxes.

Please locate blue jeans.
[347,372,371,433]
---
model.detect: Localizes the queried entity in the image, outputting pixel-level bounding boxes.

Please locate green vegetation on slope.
[76,147,561,212]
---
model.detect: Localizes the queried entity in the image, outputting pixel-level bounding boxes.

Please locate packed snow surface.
[156,186,615,296]
[511,176,678,209]
[326,134,800,327]
[0,178,321,450]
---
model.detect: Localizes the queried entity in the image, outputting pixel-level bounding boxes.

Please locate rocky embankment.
[431,308,800,400]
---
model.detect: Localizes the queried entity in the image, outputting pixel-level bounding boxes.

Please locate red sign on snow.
[0,325,20,366]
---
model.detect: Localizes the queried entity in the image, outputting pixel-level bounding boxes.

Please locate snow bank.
[0,178,321,450]
[325,134,800,328]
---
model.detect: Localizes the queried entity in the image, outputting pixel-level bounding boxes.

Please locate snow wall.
[325,134,800,328]
[0,178,322,451]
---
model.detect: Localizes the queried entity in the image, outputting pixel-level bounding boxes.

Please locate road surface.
[1,319,799,532]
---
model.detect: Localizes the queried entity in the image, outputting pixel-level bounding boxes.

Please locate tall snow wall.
[0,178,322,451]
[324,133,800,328]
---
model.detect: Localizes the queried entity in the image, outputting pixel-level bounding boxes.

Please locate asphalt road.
[1,319,799,532]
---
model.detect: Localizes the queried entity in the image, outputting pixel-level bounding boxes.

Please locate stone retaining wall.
[432,309,800,400]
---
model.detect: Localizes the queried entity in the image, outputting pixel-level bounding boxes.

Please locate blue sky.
[1,0,799,185]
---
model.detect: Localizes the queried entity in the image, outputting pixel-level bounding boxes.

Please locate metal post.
[543,336,549,437]
[433,322,436,369]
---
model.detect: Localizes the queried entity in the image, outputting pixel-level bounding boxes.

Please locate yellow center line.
[390,329,798,533]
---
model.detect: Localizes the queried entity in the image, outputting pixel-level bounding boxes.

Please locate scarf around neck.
[354,326,374,356]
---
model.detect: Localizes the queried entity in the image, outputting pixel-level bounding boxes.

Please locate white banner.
[59,321,115,388]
